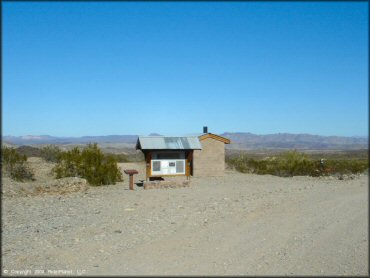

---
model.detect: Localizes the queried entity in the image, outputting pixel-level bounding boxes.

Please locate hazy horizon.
[3,131,368,139]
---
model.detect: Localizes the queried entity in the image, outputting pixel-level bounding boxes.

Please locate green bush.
[53,143,123,186]
[323,159,368,175]
[226,150,368,177]
[275,151,317,177]
[9,162,35,181]
[40,145,62,162]
[53,147,81,178]
[1,146,34,181]
[16,145,43,157]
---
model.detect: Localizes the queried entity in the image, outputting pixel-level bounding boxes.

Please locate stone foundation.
[143,180,190,190]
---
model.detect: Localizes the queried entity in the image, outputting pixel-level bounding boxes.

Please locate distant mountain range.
[2,135,138,146]
[221,132,368,150]
[2,133,368,150]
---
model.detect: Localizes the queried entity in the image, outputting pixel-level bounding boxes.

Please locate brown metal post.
[129,175,134,190]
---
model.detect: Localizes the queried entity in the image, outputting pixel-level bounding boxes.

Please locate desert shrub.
[1,146,34,181]
[53,143,123,186]
[226,154,250,173]
[2,146,27,165]
[9,162,35,181]
[323,159,368,175]
[16,145,43,157]
[40,145,62,162]
[53,147,82,178]
[226,150,368,177]
[275,151,317,177]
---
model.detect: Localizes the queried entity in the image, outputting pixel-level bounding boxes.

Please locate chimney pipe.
[203,126,208,134]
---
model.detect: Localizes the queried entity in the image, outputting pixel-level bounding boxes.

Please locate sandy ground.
[1,160,368,276]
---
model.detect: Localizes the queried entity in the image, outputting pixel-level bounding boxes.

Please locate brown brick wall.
[193,137,225,177]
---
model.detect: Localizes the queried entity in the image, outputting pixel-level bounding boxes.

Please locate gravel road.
[2,161,368,276]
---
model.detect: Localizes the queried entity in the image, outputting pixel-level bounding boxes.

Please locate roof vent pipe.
[203,126,208,134]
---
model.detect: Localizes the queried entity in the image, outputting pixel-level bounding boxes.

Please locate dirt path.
[92,174,368,275]
[2,167,368,276]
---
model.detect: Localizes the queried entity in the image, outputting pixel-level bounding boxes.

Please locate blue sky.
[3,2,368,137]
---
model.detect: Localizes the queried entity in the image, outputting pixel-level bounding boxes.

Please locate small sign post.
[123,169,138,190]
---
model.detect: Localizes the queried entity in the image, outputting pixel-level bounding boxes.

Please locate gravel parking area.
[1,160,368,276]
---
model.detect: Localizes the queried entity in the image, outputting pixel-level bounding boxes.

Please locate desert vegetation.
[40,145,62,162]
[2,144,123,186]
[226,150,368,177]
[14,144,144,163]
[52,143,123,186]
[1,146,34,181]
[15,145,43,157]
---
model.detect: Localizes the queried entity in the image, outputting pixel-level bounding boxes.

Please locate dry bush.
[52,143,123,186]
[40,145,62,162]
[226,150,368,177]
[1,146,34,181]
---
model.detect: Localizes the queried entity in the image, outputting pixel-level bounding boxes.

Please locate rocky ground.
[1,159,368,276]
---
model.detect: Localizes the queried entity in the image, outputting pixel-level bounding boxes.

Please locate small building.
[136,128,230,180]
[193,132,231,177]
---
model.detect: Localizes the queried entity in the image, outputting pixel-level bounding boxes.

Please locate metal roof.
[136,136,202,150]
